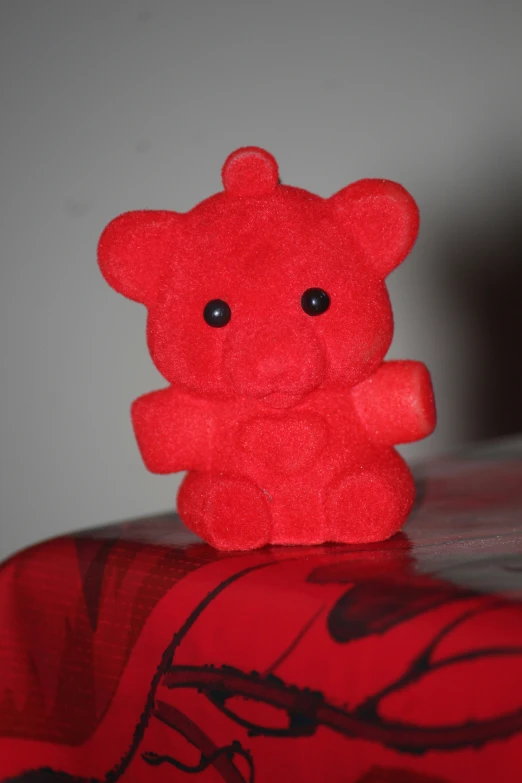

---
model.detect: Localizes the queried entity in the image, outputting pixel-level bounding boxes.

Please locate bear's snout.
[224,323,325,400]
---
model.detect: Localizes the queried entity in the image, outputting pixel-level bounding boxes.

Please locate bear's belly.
[237,412,329,474]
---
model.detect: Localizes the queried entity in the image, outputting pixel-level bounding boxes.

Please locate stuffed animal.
[98,147,436,550]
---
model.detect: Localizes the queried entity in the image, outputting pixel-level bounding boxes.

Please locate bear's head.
[98,147,418,408]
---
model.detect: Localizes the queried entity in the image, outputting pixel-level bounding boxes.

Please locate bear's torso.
[209,386,378,484]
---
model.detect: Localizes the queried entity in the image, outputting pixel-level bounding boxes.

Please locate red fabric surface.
[97,147,435,550]
[2,441,522,782]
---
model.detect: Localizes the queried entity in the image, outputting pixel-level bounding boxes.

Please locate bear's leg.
[324,452,415,544]
[177,472,272,551]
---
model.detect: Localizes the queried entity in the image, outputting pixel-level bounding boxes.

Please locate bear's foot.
[325,462,415,544]
[178,472,272,551]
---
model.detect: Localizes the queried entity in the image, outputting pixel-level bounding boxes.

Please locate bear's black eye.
[203,299,231,328]
[301,288,330,316]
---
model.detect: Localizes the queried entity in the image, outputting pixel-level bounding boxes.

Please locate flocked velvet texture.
[98,147,436,551]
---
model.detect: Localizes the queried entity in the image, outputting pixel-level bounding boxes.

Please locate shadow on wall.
[441,167,522,443]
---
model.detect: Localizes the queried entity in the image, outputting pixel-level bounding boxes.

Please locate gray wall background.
[2,0,522,560]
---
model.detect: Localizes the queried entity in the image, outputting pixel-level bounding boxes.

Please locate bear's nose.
[225,324,325,397]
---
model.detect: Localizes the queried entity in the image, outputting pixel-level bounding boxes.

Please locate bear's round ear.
[98,210,182,305]
[330,180,419,278]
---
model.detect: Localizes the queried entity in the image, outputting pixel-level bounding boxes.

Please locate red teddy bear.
[98,147,436,550]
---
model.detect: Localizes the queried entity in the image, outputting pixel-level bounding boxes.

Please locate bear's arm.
[351,360,436,446]
[131,388,215,473]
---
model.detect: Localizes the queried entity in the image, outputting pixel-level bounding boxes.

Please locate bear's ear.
[98,210,182,305]
[330,180,419,278]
